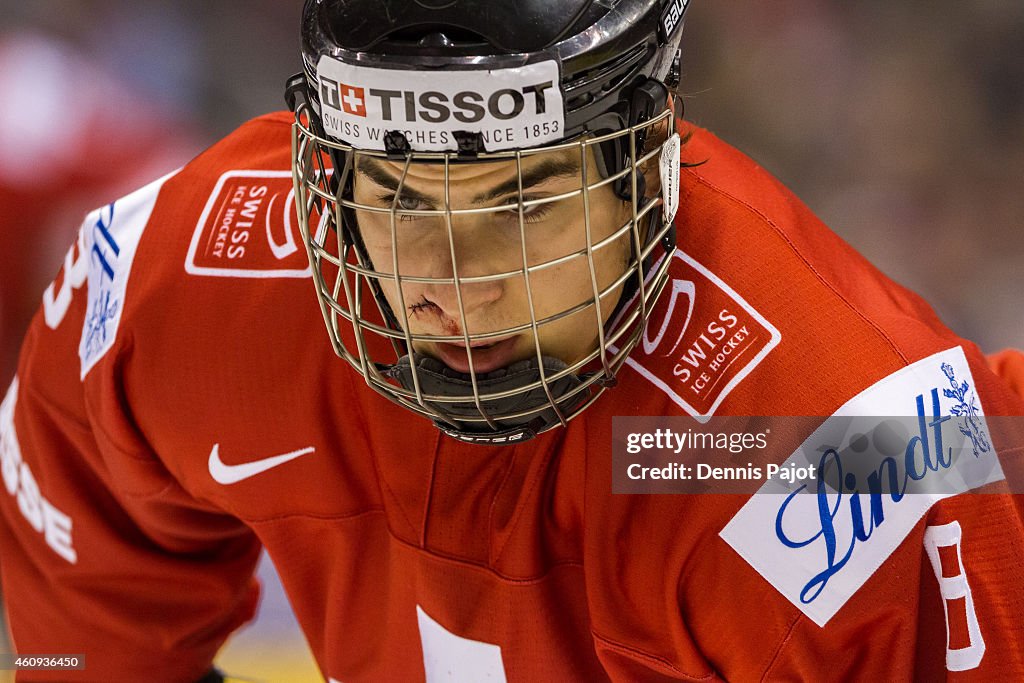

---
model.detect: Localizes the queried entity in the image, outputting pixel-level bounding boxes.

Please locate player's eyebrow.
[470,155,581,204]
[355,158,435,206]
[355,154,582,206]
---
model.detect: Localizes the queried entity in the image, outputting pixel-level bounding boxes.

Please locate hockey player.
[1,1,1022,680]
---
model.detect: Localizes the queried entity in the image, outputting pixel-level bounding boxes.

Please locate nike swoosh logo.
[208,444,316,485]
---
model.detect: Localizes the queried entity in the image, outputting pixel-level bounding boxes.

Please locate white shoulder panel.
[79,171,175,379]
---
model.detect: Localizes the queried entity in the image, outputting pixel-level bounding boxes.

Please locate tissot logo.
[321,76,553,125]
[376,83,552,124]
[339,83,366,117]
[316,58,565,153]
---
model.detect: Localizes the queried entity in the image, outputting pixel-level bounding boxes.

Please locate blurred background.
[0,0,1020,681]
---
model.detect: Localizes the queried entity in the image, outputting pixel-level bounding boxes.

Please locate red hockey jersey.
[1,112,1023,682]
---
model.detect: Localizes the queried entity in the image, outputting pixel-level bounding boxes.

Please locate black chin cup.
[389,355,586,444]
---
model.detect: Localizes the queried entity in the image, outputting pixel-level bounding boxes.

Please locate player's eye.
[395,194,424,211]
[379,193,431,221]
[500,196,555,224]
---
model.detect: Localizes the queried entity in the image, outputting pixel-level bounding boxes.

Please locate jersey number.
[923,521,984,671]
[327,606,507,683]
[42,228,89,330]
[416,605,507,682]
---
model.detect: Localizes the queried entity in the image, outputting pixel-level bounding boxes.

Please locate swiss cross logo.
[339,83,366,117]
[625,250,780,419]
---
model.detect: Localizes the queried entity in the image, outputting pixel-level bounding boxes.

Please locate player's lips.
[431,336,521,374]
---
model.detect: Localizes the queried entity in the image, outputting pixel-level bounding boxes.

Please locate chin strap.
[389,355,586,445]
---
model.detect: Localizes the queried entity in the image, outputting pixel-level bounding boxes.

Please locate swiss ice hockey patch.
[185,170,311,278]
[624,250,780,420]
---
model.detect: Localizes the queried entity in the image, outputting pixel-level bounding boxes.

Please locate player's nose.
[422,270,504,321]
[431,242,513,317]
[403,215,523,322]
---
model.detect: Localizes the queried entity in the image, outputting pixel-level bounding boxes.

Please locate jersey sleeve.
[0,193,262,681]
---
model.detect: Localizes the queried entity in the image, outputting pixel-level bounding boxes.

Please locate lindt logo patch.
[185,170,311,279]
[626,250,780,419]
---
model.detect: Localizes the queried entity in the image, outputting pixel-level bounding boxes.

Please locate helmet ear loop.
[624,79,676,262]
[607,78,669,202]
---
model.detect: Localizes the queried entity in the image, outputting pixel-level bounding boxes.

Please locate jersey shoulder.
[149,110,302,283]
[52,111,306,378]
[20,111,350,491]
[623,123,1024,418]
[679,123,952,359]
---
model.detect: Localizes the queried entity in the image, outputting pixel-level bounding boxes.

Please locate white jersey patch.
[618,250,781,421]
[79,172,171,378]
[316,57,564,153]
[185,170,313,279]
[720,346,1003,627]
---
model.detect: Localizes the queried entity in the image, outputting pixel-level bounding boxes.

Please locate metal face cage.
[291,103,677,444]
